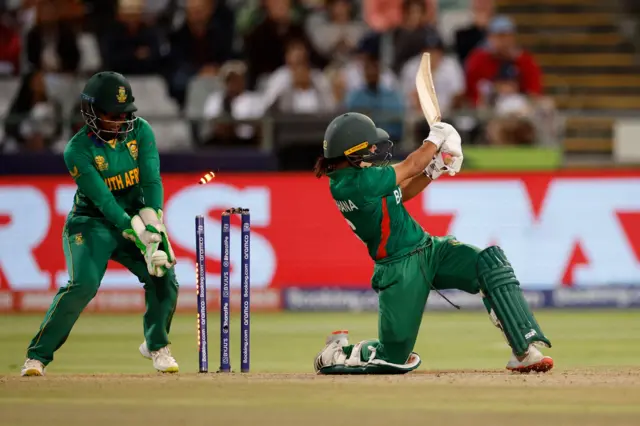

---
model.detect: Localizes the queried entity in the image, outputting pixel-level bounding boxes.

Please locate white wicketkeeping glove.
[138,208,177,277]
[123,208,176,277]
[424,152,464,180]
[122,216,161,254]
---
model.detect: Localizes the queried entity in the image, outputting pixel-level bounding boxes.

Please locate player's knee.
[65,278,99,307]
[68,281,100,309]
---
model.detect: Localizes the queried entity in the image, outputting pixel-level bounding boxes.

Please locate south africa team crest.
[116,86,127,103]
[126,140,138,160]
[73,233,84,245]
[94,155,108,171]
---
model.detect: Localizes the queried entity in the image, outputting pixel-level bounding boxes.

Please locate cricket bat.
[415,53,441,126]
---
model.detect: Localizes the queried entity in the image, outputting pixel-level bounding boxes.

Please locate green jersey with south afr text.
[63,117,163,231]
[328,166,428,262]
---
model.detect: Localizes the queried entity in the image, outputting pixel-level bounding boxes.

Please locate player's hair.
[313,156,349,178]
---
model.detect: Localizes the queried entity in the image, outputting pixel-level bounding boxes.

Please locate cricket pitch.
[1,311,639,425]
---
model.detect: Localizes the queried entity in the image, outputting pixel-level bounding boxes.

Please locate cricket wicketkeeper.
[313,112,553,374]
[21,71,180,376]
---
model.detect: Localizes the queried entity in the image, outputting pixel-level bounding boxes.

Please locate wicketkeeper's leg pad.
[317,340,422,375]
[477,246,552,356]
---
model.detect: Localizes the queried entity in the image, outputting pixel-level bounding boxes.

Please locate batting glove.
[424,122,457,150]
[424,152,464,180]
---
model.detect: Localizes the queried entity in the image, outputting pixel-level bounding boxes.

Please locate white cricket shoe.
[139,342,179,373]
[139,341,152,359]
[506,345,554,373]
[314,330,349,373]
[21,359,45,376]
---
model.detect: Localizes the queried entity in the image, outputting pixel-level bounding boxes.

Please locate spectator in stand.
[454,0,494,65]
[486,62,536,145]
[400,34,465,118]
[343,33,398,93]
[392,0,439,73]
[325,64,348,106]
[83,0,118,37]
[262,39,333,112]
[465,15,542,106]
[345,52,405,140]
[202,61,264,146]
[236,0,307,37]
[4,70,63,153]
[271,49,336,114]
[306,0,367,65]
[244,0,325,89]
[0,10,21,75]
[26,1,80,73]
[363,0,436,32]
[102,0,165,75]
[167,0,234,106]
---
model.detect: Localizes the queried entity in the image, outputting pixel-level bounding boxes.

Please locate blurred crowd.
[0,0,556,154]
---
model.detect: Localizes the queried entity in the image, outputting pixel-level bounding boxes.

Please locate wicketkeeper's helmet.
[80,71,138,143]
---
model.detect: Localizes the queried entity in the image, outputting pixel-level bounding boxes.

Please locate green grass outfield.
[1,311,640,426]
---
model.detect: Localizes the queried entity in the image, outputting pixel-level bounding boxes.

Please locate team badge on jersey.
[126,140,138,160]
[73,233,84,245]
[95,155,109,171]
[116,86,127,103]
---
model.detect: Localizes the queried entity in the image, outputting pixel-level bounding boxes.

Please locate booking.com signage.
[1,171,640,300]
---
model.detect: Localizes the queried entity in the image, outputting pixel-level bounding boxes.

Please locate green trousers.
[359,235,482,364]
[26,216,179,365]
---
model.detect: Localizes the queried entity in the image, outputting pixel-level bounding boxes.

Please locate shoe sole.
[21,368,44,377]
[157,366,179,373]
[507,356,554,374]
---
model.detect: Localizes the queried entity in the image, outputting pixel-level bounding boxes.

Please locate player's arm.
[137,120,163,211]
[399,151,459,202]
[391,122,456,184]
[64,149,131,231]
[392,141,439,185]
[135,120,177,273]
[359,140,438,199]
[399,173,432,202]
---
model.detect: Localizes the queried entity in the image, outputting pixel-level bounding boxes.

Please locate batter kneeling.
[313,113,553,375]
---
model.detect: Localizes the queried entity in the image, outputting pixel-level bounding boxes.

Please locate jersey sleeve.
[64,147,131,231]
[358,166,397,198]
[137,120,164,211]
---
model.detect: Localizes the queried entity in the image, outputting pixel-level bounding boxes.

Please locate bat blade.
[415,53,442,126]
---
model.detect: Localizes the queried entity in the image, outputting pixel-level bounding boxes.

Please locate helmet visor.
[81,100,136,143]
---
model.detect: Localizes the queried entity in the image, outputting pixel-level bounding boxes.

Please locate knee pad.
[477,246,551,356]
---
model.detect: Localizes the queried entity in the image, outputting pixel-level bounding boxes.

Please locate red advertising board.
[1,171,640,312]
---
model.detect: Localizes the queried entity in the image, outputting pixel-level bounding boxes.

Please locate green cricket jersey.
[63,117,163,231]
[328,166,428,263]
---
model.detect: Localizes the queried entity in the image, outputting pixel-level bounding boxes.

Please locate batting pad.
[477,246,552,356]
[319,353,421,375]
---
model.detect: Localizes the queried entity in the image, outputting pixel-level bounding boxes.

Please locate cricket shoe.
[506,345,554,373]
[313,330,349,373]
[21,359,45,376]
[139,342,179,373]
